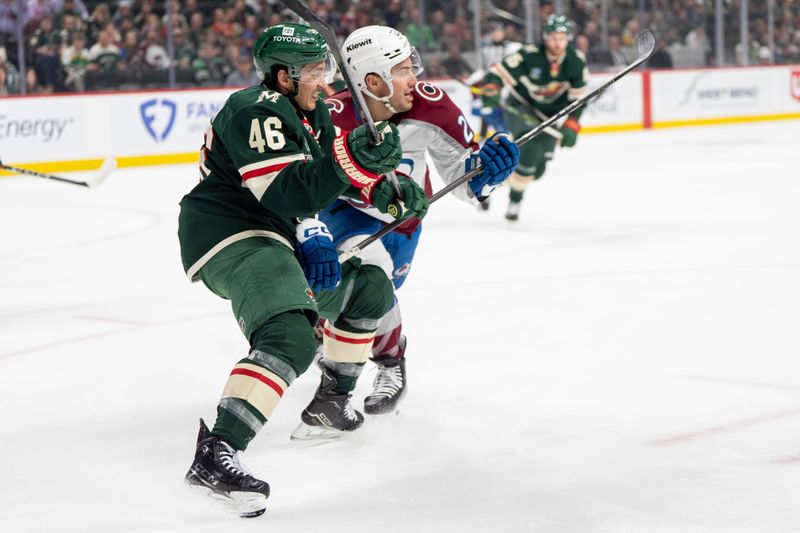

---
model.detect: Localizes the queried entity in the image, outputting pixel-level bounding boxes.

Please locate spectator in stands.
[441,44,473,78]
[163,0,188,31]
[648,37,673,68]
[118,28,143,69]
[87,28,120,70]
[0,63,9,95]
[26,65,41,92]
[59,0,89,21]
[30,15,65,92]
[0,45,19,92]
[61,30,90,91]
[192,40,225,85]
[141,27,169,69]
[224,52,258,87]
[384,0,402,28]
[172,27,196,69]
[112,1,133,28]
[187,10,204,49]
[481,24,521,69]
[422,56,446,78]
[25,0,58,33]
[756,45,773,65]
[608,34,628,67]
[1,1,19,45]
[405,6,435,53]
[210,7,233,40]
[87,2,112,44]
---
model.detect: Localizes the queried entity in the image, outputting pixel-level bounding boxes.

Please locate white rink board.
[437,73,644,132]
[1,65,799,166]
[577,71,644,128]
[651,65,800,122]
[0,88,231,162]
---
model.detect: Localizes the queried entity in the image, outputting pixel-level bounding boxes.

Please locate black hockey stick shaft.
[280,0,405,213]
[454,76,564,140]
[338,29,656,263]
[0,161,91,187]
[0,157,116,188]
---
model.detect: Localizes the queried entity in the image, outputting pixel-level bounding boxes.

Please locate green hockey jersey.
[484,43,589,119]
[178,85,352,281]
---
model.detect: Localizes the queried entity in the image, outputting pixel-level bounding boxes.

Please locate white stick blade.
[87,157,117,187]
[636,30,657,57]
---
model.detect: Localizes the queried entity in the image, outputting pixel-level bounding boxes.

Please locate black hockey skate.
[364,336,407,415]
[291,367,364,440]
[477,198,491,212]
[184,419,270,518]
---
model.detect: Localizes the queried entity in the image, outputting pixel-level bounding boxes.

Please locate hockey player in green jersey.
[178,22,428,517]
[478,14,589,221]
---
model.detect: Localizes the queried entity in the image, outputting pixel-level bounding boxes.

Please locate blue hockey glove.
[468,135,520,199]
[295,218,341,293]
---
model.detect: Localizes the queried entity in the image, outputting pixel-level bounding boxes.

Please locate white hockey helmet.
[342,25,424,112]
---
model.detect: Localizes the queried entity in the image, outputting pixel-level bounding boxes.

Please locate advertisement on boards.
[650,66,800,124]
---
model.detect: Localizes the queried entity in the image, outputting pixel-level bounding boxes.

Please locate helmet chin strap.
[363,85,398,115]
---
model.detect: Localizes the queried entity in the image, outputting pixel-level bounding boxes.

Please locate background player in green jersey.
[178,22,428,517]
[478,14,589,221]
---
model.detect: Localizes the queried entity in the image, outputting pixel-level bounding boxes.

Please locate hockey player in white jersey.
[292,25,519,437]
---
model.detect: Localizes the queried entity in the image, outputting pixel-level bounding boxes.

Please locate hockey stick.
[280,0,405,216]
[0,157,117,188]
[338,30,656,263]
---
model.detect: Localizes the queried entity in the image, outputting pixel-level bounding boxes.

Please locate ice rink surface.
[1,120,799,532]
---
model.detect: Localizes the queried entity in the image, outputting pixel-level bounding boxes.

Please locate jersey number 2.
[249,117,286,152]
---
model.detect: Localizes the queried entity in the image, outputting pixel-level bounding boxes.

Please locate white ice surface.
[1,120,799,533]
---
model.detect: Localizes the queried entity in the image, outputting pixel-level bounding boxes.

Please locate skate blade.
[187,482,267,518]
[290,421,347,441]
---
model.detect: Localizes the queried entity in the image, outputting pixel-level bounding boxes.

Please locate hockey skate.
[364,336,407,415]
[291,367,364,440]
[184,419,270,518]
[505,200,521,222]
[477,198,491,212]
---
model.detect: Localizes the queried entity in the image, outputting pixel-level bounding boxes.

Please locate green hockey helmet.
[543,14,573,36]
[253,23,336,84]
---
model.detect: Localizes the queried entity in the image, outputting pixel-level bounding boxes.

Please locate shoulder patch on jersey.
[414,81,445,102]
[257,90,282,104]
[573,47,588,64]
[523,44,539,53]
[325,97,345,115]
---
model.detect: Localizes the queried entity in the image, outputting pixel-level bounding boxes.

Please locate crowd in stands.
[0,0,799,95]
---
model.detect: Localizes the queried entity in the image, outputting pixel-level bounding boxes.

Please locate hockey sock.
[320,265,394,393]
[371,302,403,360]
[212,311,316,450]
[322,321,372,393]
[509,189,524,203]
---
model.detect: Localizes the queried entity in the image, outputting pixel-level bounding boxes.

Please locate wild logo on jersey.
[532,80,569,100]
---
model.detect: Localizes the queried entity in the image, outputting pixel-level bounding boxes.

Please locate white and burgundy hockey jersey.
[325,81,480,234]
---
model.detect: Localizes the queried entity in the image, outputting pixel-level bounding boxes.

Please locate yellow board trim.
[3,111,799,177]
[653,112,800,129]
[0,152,197,176]
[582,123,644,134]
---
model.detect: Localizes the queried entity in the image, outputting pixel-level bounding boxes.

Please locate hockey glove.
[559,117,581,148]
[478,83,501,109]
[468,135,520,199]
[370,172,429,221]
[332,121,402,203]
[295,218,341,293]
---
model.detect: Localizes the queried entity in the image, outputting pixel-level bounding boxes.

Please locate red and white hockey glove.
[331,121,402,203]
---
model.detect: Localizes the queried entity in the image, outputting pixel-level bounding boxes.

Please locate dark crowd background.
[1,0,798,95]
